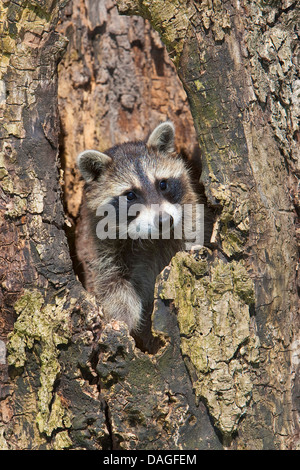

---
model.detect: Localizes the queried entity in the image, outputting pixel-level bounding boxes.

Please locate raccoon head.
[77,122,198,240]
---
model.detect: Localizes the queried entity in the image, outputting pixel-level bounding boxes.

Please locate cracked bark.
[0,0,299,451]
[0,0,106,450]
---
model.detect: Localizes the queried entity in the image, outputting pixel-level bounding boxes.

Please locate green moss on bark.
[7,290,73,440]
[159,250,259,438]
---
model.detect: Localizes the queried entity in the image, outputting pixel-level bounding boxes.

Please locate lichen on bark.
[158,249,259,438]
[117,0,194,65]
[7,290,73,441]
[0,1,68,140]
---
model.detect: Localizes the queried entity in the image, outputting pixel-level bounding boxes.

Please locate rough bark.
[115,0,300,450]
[0,0,103,450]
[0,0,299,451]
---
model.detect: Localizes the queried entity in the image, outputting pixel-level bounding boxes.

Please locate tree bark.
[0,0,299,451]
[0,0,103,450]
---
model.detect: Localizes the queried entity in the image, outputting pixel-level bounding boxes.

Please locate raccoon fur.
[77,122,200,333]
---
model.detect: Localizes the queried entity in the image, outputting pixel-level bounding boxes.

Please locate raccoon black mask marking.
[77,122,200,333]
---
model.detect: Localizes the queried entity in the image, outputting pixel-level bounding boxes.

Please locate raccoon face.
[125,180,183,240]
[77,122,197,240]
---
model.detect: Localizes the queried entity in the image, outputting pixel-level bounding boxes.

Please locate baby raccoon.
[77,122,200,333]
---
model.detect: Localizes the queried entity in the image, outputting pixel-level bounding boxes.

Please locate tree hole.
[57,2,216,353]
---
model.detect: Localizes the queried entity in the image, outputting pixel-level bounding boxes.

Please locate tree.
[0,0,299,450]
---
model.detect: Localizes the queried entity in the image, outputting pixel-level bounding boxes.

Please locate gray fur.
[77,122,199,333]
[147,121,175,154]
[77,150,111,182]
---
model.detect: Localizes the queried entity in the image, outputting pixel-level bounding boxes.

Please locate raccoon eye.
[159,180,167,191]
[126,191,136,201]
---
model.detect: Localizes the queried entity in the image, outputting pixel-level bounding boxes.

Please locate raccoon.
[77,122,200,334]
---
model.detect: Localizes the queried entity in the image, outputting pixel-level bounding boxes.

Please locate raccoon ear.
[77,150,112,182]
[147,121,175,154]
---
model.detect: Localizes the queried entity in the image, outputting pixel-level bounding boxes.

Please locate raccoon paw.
[101,280,142,333]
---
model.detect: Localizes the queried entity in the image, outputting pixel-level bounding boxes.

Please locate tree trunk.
[0,0,299,451]
[0,0,103,450]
